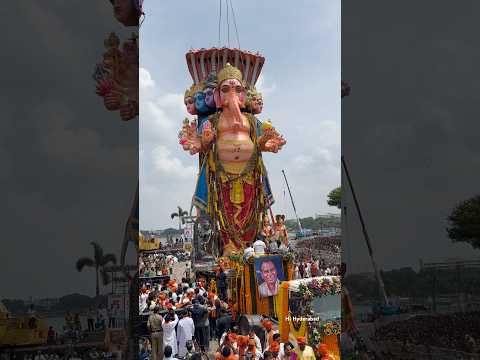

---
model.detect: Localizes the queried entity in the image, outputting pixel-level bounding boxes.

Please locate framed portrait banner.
[254,255,285,298]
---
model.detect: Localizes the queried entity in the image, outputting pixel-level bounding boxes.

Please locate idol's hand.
[179,120,202,155]
[119,101,137,121]
[260,128,286,153]
[95,78,113,96]
[202,121,215,146]
[104,90,121,111]
[263,140,279,153]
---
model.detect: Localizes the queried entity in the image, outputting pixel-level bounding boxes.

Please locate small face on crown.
[251,95,263,114]
[246,88,263,114]
[184,95,196,115]
[203,87,216,110]
[193,91,209,114]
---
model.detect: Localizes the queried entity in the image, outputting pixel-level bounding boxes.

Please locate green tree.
[76,242,117,297]
[327,187,341,209]
[447,195,480,249]
[171,206,188,230]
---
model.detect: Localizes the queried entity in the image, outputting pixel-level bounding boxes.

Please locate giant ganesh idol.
[179,48,286,256]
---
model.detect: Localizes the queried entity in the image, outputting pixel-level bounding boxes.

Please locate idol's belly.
[217,134,254,171]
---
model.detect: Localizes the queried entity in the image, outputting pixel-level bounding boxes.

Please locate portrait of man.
[255,256,285,297]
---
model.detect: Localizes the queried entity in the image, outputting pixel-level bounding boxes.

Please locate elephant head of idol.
[214,63,246,127]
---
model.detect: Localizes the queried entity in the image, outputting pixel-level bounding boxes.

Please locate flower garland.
[295,277,342,349]
[229,251,295,264]
[298,277,341,300]
[308,320,341,349]
[320,320,341,336]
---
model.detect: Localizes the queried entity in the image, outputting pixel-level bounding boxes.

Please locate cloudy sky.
[342,0,479,274]
[139,0,341,230]
[1,1,137,299]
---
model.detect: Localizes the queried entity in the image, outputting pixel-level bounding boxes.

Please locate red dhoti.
[218,172,260,253]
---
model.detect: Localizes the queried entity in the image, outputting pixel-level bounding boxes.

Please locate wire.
[229,0,241,49]
[218,0,222,48]
[225,0,230,47]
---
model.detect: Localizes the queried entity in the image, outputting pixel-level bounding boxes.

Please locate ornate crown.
[217,63,243,85]
[184,87,195,99]
[247,87,262,99]
[184,83,204,99]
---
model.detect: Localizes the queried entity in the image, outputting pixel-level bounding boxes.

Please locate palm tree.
[76,242,117,297]
[171,206,188,231]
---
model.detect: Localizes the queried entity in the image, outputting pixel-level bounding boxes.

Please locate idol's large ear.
[238,88,246,107]
[214,88,222,109]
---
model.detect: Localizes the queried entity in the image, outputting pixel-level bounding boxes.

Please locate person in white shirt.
[253,238,266,255]
[246,338,264,360]
[139,290,149,313]
[249,330,263,353]
[162,311,179,356]
[176,310,195,358]
[244,243,255,259]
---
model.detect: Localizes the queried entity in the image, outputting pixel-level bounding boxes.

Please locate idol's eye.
[221,86,230,93]
[235,86,243,93]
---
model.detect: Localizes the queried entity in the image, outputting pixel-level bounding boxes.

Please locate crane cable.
[218,0,241,49]
[229,0,241,49]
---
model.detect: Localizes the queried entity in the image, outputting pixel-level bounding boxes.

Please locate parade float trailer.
[177,45,339,357]
[0,302,48,348]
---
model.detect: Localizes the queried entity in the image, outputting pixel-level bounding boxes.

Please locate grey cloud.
[1,1,137,298]
[343,0,480,273]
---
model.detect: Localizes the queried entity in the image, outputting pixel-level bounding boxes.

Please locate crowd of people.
[139,251,180,278]
[292,236,340,281]
[372,311,480,354]
[0,348,115,360]
[139,273,229,317]
[292,259,340,280]
[296,237,340,254]
[44,305,122,346]
[140,305,328,360]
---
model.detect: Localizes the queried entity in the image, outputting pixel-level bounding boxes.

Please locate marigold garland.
[298,277,341,300]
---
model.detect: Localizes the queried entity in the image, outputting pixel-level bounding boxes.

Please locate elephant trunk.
[224,90,243,127]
